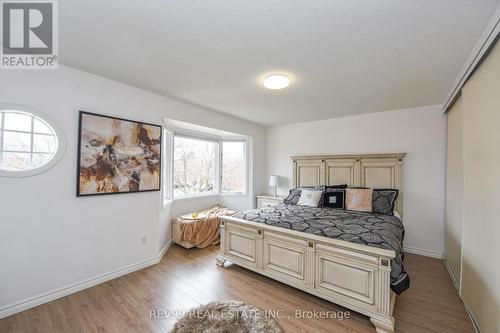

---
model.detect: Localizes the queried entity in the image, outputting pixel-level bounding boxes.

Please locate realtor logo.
[1,0,58,69]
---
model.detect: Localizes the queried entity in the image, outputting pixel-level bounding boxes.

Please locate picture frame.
[77,111,162,196]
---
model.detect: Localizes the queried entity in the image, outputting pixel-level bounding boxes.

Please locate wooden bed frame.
[216,153,406,333]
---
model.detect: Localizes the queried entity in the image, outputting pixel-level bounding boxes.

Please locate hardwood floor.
[0,245,474,333]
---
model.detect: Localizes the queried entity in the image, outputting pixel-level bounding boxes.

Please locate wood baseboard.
[158,239,173,259]
[443,259,461,291]
[404,246,443,259]
[463,302,482,333]
[0,240,173,319]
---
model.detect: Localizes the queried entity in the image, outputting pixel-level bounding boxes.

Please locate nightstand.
[256,194,285,208]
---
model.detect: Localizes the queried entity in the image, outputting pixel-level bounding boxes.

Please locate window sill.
[173,193,219,202]
[220,192,248,197]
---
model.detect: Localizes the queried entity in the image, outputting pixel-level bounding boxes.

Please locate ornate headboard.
[291,153,406,216]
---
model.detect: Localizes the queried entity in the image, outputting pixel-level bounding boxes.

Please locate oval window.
[0,107,64,177]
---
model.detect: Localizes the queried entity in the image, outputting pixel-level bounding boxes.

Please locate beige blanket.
[179,205,236,248]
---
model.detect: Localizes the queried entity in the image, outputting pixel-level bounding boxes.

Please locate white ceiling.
[60,0,499,126]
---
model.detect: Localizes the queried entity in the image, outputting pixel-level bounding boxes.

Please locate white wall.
[265,105,447,255]
[0,65,265,317]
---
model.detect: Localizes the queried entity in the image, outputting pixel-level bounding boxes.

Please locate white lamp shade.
[269,175,279,186]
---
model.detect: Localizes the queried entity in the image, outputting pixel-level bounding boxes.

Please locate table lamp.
[269,175,279,198]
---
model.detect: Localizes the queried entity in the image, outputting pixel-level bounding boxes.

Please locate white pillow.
[297,189,323,207]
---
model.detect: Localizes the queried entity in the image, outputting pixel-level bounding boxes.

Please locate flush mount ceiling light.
[263,74,290,90]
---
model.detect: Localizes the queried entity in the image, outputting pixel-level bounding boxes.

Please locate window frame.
[220,137,248,196]
[0,104,65,178]
[172,132,220,200]
[161,125,174,207]
[162,125,248,205]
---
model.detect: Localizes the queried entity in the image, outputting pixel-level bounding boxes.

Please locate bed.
[216,153,406,333]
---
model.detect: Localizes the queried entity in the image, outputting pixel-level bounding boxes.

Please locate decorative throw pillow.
[284,188,301,205]
[323,190,345,209]
[284,186,325,205]
[372,189,399,215]
[320,184,347,205]
[325,184,349,192]
[345,188,373,212]
[297,189,323,207]
[325,184,348,191]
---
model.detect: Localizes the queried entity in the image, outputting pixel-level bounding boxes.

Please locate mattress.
[233,203,410,294]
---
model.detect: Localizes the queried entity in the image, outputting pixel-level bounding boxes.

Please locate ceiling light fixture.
[263,74,290,90]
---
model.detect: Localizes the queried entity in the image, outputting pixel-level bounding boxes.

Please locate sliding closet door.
[460,40,500,333]
[445,96,464,288]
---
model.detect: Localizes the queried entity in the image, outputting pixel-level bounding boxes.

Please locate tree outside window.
[222,141,245,193]
[173,136,217,197]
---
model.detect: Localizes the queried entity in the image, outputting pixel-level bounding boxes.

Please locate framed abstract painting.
[77,111,162,196]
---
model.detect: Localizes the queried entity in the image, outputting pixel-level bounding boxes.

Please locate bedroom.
[0,1,499,332]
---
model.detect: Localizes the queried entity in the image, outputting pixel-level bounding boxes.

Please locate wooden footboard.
[216,216,396,333]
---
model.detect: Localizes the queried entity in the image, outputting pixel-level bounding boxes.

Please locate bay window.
[164,128,247,202]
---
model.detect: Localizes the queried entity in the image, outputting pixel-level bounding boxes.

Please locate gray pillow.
[372,189,399,215]
[284,186,325,205]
